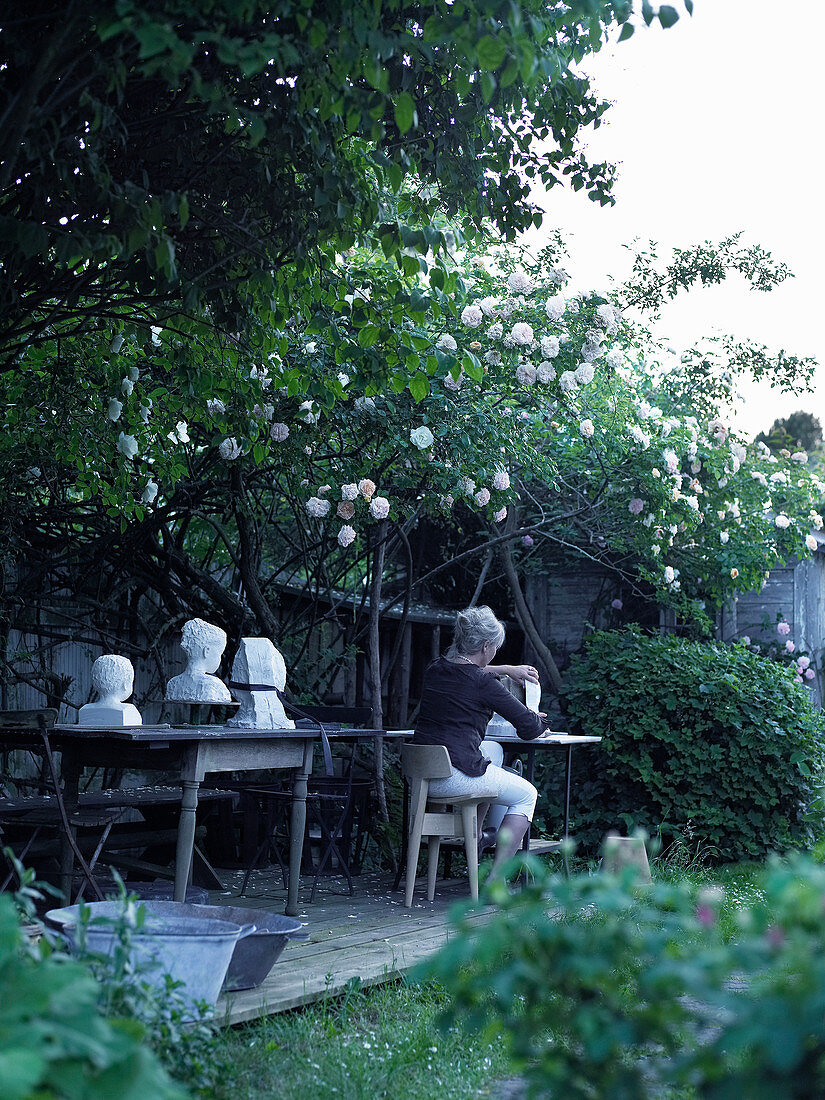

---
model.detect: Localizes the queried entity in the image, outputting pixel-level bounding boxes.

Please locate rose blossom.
[493,507,507,523]
[510,322,534,346]
[475,488,491,507]
[306,496,331,518]
[786,640,796,653]
[507,270,532,294]
[515,363,536,386]
[544,295,565,322]
[805,668,816,680]
[806,533,818,551]
[664,566,675,584]
[797,655,811,670]
[777,620,791,636]
[579,419,595,439]
[337,500,355,519]
[107,398,123,421]
[436,333,457,351]
[628,498,644,515]
[142,479,158,504]
[270,422,289,442]
[730,567,739,579]
[218,437,242,460]
[479,296,498,316]
[207,398,226,416]
[536,362,556,384]
[574,363,595,385]
[369,496,390,519]
[358,478,376,500]
[493,470,511,491]
[410,425,434,449]
[337,525,356,548]
[522,534,534,547]
[121,377,133,396]
[341,483,359,500]
[540,335,560,359]
[117,432,138,459]
[775,514,791,529]
[559,370,577,393]
[611,598,623,610]
[460,304,483,328]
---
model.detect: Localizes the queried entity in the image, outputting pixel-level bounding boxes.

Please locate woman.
[413,605,544,870]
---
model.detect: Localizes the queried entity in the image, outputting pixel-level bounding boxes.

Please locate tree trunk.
[498,518,564,695]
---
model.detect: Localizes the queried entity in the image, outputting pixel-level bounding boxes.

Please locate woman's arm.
[482,663,540,686]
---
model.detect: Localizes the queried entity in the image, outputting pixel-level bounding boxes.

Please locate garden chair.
[400,743,497,906]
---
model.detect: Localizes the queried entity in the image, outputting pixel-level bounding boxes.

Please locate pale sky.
[528,0,825,439]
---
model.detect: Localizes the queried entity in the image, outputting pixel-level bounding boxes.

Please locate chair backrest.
[401,742,452,781]
[0,709,58,730]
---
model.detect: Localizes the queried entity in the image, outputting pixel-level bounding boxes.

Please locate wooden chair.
[401,743,497,907]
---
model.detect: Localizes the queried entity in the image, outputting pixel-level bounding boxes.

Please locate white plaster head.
[231,637,286,690]
[180,618,227,674]
[91,654,134,705]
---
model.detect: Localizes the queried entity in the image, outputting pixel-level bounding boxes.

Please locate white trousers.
[426,739,537,822]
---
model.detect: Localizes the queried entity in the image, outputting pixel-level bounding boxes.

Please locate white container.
[46,901,255,1008]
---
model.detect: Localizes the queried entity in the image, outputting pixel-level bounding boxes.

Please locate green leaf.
[394,92,416,134]
[658,5,680,29]
[409,372,429,402]
[618,22,634,41]
[477,35,507,72]
[357,323,381,348]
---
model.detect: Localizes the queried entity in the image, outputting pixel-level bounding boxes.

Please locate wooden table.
[484,730,602,850]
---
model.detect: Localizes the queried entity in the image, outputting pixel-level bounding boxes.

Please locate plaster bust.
[165,618,232,702]
[78,654,142,727]
[227,637,294,729]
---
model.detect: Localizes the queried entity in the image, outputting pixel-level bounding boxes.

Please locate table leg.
[562,746,573,839]
[286,742,312,916]
[174,779,200,902]
[59,760,81,902]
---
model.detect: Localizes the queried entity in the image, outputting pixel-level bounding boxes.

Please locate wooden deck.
[209,866,497,1025]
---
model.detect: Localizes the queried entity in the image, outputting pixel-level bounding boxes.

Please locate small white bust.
[78,655,142,727]
[165,618,232,702]
[227,637,294,729]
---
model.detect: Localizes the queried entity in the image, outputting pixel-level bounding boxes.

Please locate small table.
[484,730,602,850]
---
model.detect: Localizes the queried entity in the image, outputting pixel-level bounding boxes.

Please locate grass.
[205,977,514,1100]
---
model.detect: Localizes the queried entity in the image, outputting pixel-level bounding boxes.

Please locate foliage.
[0,0,693,372]
[756,411,823,456]
[0,893,187,1100]
[425,853,825,1099]
[560,628,825,860]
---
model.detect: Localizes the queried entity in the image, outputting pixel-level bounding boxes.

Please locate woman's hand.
[509,664,540,686]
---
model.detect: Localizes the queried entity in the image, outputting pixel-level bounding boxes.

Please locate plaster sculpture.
[227,637,295,729]
[165,618,232,702]
[524,679,541,713]
[78,654,142,727]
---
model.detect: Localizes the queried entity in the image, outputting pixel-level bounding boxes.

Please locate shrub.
[426,855,825,1098]
[557,628,824,861]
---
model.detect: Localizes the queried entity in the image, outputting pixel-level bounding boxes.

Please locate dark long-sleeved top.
[413,657,544,776]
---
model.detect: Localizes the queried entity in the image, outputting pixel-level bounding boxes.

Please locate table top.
[485,730,601,746]
[47,724,393,743]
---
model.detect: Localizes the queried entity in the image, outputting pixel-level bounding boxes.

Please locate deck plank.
[211,868,497,1025]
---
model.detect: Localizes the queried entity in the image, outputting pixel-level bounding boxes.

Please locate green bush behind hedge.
[554,628,824,862]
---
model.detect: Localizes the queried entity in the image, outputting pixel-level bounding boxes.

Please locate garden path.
[211,867,497,1025]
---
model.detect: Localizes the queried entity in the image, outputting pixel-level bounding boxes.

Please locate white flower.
[629,424,650,449]
[574,363,595,385]
[544,295,565,322]
[540,335,560,359]
[219,436,242,460]
[493,507,507,523]
[775,513,791,529]
[337,371,350,388]
[270,422,289,442]
[110,334,125,354]
[207,398,226,416]
[730,441,747,465]
[579,419,595,439]
[337,500,355,520]
[684,495,699,511]
[559,370,577,393]
[460,304,483,328]
[150,326,162,345]
[594,303,619,334]
[484,349,502,366]
[358,478,376,500]
[460,476,476,496]
[479,296,498,316]
[354,396,376,412]
[792,451,808,463]
[510,322,534,346]
[664,565,675,584]
[141,479,158,504]
[605,347,623,371]
[338,525,356,548]
[487,321,503,340]
[305,341,317,355]
[174,421,189,443]
[369,496,390,519]
[493,470,510,491]
[306,496,330,518]
[436,333,457,352]
[663,449,679,475]
[809,511,823,530]
[107,398,123,421]
[410,425,434,449]
[117,432,138,459]
[475,488,491,506]
[507,270,532,294]
[139,402,152,423]
[443,369,463,392]
[536,361,556,384]
[341,483,359,501]
[252,403,273,421]
[121,377,133,396]
[720,530,730,543]
[805,533,818,551]
[515,362,536,386]
[298,400,318,424]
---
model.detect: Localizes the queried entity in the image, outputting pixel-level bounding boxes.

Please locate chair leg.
[404,785,428,907]
[461,803,480,901]
[426,835,441,901]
